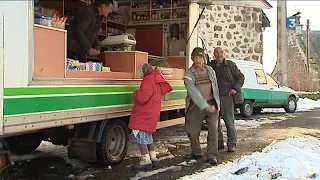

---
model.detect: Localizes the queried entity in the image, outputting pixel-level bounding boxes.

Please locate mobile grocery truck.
[0,0,271,171]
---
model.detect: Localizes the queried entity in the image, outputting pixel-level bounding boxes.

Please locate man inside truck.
[67,0,113,62]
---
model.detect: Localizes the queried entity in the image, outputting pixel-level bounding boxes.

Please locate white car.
[232,59,299,117]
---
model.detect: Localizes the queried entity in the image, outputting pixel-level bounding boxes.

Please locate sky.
[262,0,320,73]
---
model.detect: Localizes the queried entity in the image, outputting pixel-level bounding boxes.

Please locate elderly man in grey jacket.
[183,47,220,165]
[208,46,245,152]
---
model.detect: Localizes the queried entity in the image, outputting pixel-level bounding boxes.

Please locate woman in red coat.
[128,63,173,170]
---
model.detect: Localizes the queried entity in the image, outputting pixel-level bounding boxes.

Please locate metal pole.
[306,19,310,71]
[277,0,288,86]
[276,0,282,83]
[281,0,288,86]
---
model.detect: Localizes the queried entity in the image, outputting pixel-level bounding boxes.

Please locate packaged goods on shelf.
[86,62,111,72]
[66,59,111,72]
[34,14,68,29]
[85,61,103,71]
[102,67,111,72]
[79,63,86,71]
[66,59,80,70]
[51,15,68,29]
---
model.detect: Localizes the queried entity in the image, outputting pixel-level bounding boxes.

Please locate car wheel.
[240,100,254,118]
[97,120,129,166]
[284,96,297,113]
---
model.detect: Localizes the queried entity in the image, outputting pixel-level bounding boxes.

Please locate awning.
[197,0,272,9]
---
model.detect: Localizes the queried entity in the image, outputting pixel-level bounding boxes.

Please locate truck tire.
[240,100,253,118]
[4,133,42,154]
[97,120,129,166]
[284,96,297,113]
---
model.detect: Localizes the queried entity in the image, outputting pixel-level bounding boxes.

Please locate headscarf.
[137,63,153,78]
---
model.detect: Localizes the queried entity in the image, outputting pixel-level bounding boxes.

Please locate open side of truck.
[0,0,190,169]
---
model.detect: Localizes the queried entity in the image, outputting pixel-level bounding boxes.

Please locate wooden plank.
[157,117,185,129]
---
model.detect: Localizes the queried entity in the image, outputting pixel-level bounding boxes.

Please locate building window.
[255,69,267,84]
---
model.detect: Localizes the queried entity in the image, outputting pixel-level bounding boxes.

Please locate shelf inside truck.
[66,70,134,79]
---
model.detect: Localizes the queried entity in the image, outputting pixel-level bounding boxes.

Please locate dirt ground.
[1,109,320,180]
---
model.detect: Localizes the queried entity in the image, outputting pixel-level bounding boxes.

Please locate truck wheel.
[97,120,129,166]
[284,96,297,113]
[240,100,253,118]
[4,133,42,154]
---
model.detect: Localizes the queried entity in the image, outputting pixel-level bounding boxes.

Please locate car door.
[266,74,286,105]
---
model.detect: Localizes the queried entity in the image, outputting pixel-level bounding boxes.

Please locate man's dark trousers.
[218,96,237,147]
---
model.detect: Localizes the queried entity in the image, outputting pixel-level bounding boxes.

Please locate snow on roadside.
[296,98,320,111]
[178,136,320,180]
[263,98,320,113]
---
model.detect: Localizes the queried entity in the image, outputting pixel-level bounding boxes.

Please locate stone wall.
[277,30,319,91]
[199,5,264,63]
[303,31,320,70]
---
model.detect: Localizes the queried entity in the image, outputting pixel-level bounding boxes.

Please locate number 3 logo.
[288,19,296,28]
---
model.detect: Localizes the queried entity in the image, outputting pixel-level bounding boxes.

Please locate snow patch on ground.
[178,136,320,180]
[131,165,182,180]
[131,160,197,180]
[219,115,295,130]
[11,141,67,162]
[296,98,320,111]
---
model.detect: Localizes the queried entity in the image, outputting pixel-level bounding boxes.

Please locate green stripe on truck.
[4,91,187,116]
[4,86,186,96]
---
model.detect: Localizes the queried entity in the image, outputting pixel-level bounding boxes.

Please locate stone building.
[272,30,320,91]
[199,4,271,63]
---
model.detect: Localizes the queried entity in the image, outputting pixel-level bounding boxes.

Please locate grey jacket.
[183,64,220,113]
[208,59,245,104]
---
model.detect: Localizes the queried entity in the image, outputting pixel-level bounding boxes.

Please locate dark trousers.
[67,49,87,63]
[218,96,237,147]
[185,101,219,159]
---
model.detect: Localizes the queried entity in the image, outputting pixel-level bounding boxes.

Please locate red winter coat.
[128,68,173,133]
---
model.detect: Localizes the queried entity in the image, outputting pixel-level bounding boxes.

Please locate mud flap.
[67,138,97,163]
[0,151,11,172]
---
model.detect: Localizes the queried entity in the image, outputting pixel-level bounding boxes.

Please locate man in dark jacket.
[208,46,245,152]
[67,0,113,62]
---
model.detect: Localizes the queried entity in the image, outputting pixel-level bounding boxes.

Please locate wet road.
[1,109,320,180]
